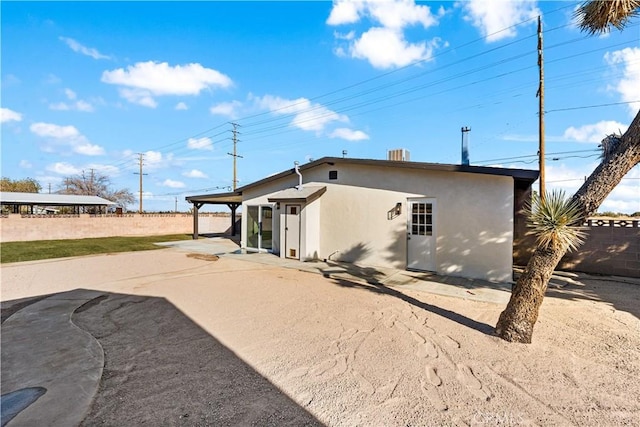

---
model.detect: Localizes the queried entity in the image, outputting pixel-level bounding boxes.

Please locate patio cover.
[185,191,242,238]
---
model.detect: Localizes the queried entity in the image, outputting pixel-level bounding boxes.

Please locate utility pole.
[48,183,51,194]
[89,168,96,195]
[133,153,148,213]
[537,15,546,200]
[175,196,178,213]
[227,122,243,191]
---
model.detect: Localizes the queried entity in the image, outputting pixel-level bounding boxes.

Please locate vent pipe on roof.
[461,127,471,165]
[294,161,303,190]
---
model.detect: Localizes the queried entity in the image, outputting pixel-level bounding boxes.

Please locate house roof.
[186,157,539,202]
[0,192,116,206]
[237,157,539,191]
[267,186,327,203]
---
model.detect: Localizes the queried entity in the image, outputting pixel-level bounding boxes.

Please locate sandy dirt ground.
[2,250,639,426]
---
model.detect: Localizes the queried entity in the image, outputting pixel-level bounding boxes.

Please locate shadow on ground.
[2,291,322,427]
[537,273,640,320]
[320,262,495,335]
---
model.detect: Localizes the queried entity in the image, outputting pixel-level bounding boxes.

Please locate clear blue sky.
[2,1,638,213]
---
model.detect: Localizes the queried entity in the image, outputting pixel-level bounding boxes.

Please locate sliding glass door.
[246,205,273,251]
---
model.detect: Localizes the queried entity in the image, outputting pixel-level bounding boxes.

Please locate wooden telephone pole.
[537,15,546,200]
[134,153,148,213]
[227,123,243,191]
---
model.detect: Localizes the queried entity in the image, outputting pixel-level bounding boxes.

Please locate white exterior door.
[285,204,301,259]
[407,198,436,271]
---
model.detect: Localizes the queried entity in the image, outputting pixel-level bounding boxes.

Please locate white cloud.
[187,137,213,151]
[19,160,32,169]
[459,0,539,42]
[327,0,443,69]
[175,102,188,110]
[144,150,175,170]
[65,88,77,100]
[49,100,95,112]
[327,0,438,29]
[367,0,438,30]
[46,162,82,175]
[604,47,640,116]
[102,61,232,107]
[329,128,370,141]
[118,88,158,108]
[183,169,208,179]
[327,0,362,25]
[87,163,120,176]
[563,120,628,143]
[31,122,81,139]
[75,143,105,156]
[1,108,22,123]
[30,122,105,155]
[334,30,356,41]
[255,95,348,132]
[59,36,111,60]
[162,179,186,188]
[351,27,441,69]
[210,100,242,119]
[49,88,95,112]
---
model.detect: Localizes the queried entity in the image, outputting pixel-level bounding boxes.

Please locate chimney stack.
[461,127,471,165]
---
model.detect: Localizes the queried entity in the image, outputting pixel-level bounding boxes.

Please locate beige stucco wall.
[0,213,233,242]
[242,162,515,282]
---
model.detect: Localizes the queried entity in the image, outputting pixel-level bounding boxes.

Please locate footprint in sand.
[443,335,461,349]
[416,339,439,359]
[311,355,348,380]
[373,376,401,403]
[327,340,340,355]
[456,364,491,401]
[420,379,448,411]
[287,366,310,379]
[425,365,442,387]
[383,313,398,328]
[310,359,336,377]
[298,391,314,406]
[352,371,375,396]
[411,330,426,344]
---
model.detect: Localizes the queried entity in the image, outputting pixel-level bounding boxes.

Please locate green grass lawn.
[0,234,191,264]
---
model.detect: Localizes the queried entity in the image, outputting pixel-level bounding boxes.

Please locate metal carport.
[0,192,116,214]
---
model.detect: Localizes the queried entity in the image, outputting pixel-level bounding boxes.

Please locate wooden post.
[228,203,238,236]
[192,203,203,239]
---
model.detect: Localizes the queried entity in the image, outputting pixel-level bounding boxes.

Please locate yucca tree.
[495,0,640,343]
[495,191,587,341]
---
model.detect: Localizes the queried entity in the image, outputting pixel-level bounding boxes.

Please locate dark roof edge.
[185,191,241,202]
[234,157,539,193]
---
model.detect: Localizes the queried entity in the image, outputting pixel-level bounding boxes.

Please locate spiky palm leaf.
[527,190,587,252]
[575,0,640,34]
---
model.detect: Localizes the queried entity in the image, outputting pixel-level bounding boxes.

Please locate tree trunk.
[495,244,568,343]
[496,110,640,343]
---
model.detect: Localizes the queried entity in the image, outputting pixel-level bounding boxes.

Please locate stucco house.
[187,157,538,282]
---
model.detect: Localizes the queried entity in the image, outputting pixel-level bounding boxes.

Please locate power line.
[546,100,640,113]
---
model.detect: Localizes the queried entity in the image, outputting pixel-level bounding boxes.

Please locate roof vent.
[388,149,410,161]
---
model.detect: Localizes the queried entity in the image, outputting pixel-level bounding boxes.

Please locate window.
[410,202,433,236]
[329,170,338,180]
